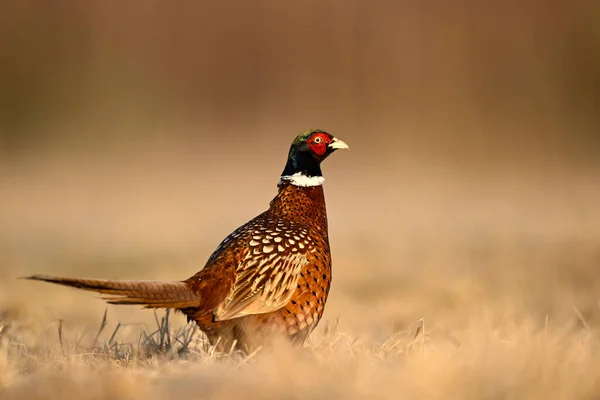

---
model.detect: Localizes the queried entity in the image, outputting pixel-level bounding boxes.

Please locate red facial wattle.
[308,133,332,156]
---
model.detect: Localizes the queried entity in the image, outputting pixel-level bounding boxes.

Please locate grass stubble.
[1,167,600,399]
[1,250,600,400]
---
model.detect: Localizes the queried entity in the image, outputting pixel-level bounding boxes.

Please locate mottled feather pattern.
[194,184,330,324]
[183,182,333,344]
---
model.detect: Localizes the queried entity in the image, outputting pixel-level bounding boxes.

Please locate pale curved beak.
[328,137,349,150]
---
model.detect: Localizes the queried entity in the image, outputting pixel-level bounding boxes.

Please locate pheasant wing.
[212,220,313,321]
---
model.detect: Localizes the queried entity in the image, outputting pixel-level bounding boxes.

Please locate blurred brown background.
[1,0,599,339]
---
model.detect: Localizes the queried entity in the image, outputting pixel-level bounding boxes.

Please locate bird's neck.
[270,181,329,234]
[280,149,324,184]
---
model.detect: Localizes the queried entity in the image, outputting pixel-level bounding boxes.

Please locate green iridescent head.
[281,129,349,180]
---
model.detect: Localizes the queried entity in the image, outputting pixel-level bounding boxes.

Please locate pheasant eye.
[313,136,322,144]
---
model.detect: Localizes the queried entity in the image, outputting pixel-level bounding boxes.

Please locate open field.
[1,1,600,398]
[1,149,600,399]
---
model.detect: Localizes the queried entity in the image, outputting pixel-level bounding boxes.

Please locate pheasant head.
[280,129,349,187]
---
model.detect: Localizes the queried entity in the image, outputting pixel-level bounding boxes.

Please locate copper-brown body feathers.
[26,181,333,353]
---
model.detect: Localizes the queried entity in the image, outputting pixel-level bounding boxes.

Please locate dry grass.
[1,160,600,399]
[1,302,599,399]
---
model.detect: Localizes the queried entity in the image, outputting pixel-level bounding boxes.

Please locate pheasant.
[25,129,348,353]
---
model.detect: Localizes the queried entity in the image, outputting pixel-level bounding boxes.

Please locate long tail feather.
[24,274,201,309]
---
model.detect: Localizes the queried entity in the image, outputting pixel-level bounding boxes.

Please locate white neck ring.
[279,172,325,187]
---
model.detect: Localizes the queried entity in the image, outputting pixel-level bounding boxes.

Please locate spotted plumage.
[25,129,348,353]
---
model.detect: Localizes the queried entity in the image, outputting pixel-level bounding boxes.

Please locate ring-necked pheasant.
[25,129,348,353]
